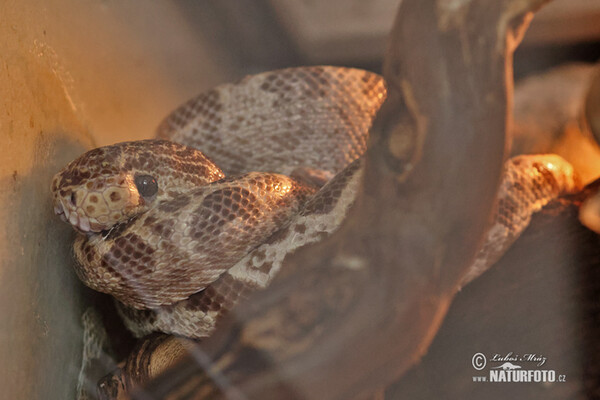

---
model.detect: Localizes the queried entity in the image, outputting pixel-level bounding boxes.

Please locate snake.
[51,66,580,394]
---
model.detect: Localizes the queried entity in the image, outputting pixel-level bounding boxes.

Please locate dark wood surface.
[386,185,600,399]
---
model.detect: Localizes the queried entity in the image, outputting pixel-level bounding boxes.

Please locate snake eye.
[134,174,158,198]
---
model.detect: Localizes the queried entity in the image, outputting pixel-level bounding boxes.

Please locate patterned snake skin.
[51,66,580,340]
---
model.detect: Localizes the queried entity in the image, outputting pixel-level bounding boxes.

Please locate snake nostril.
[70,192,77,206]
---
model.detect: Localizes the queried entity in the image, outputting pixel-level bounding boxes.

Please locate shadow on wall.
[0,134,91,400]
[1,0,233,398]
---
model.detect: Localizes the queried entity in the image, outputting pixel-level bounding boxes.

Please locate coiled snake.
[52,66,580,391]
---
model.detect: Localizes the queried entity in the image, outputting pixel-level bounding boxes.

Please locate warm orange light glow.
[580,192,600,234]
[272,179,293,197]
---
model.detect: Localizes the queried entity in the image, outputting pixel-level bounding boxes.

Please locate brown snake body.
[52,66,580,395]
[52,66,580,338]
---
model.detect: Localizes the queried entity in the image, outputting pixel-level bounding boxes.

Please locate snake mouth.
[54,200,96,234]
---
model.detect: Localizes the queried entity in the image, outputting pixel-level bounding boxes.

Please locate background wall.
[0,1,232,398]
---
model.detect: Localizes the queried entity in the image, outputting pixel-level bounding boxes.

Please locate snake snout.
[53,201,68,223]
[52,171,143,234]
[53,190,97,233]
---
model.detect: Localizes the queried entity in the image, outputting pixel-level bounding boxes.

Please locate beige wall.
[0,1,231,398]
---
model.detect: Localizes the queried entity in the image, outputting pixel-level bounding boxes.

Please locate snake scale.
[52,66,580,388]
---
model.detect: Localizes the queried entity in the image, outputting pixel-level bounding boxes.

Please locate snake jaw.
[54,203,67,223]
[54,195,135,235]
[54,197,97,234]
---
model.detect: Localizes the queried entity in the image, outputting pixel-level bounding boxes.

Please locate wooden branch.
[130,1,553,399]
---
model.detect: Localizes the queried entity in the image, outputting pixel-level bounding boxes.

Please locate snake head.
[51,139,224,234]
